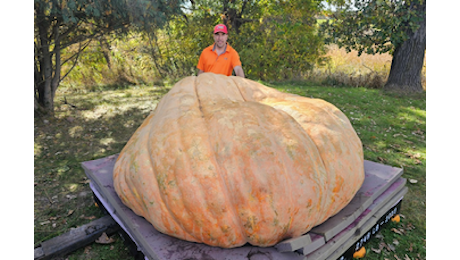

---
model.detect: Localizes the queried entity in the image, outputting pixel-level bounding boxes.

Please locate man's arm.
[234,66,245,78]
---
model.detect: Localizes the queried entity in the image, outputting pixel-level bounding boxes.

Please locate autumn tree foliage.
[34,0,184,115]
[177,0,325,80]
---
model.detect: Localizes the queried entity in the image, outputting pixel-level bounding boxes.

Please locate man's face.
[213,32,228,48]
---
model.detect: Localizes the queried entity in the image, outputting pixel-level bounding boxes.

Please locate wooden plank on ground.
[310,160,403,241]
[34,247,44,259]
[34,215,120,260]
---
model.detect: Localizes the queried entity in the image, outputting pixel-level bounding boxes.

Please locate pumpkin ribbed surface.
[113,73,364,248]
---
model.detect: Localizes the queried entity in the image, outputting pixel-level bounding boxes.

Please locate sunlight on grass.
[65,183,79,192]
[100,137,116,146]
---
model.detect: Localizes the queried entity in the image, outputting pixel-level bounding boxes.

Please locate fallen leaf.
[393,239,399,246]
[388,244,395,252]
[394,254,402,260]
[408,179,418,184]
[95,232,116,244]
[406,223,415,231]
[377,157,387,162]
[67,209,75,216]
[412,129,424,136]
[409,152,421,159]
[84,245,91,254]
[79,179,91,184]
[66,194,77,200]
[391,228,404,235]
[404,254,411,260]
[381,242,392,252]
[40,220,51,225]
[371,248,381,254]
[80,215,96,220]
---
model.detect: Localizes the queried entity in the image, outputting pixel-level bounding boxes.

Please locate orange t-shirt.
[197,43,242,76]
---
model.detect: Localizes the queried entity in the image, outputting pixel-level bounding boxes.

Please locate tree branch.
[239,0,249,17]
[51,19,61,100]
[59,39,93,83]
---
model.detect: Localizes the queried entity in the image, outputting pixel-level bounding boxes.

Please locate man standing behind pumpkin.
[197,24,245,78]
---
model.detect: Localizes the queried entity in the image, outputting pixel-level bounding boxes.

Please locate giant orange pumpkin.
[113,73,364,248]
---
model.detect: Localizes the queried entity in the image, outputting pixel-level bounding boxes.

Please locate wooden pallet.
[82,154,406,260]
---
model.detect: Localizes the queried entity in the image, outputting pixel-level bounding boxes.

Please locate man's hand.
[234,66,245,78]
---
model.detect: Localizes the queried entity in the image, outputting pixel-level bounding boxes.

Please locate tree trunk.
[34,95,47,117]
[99,36,112,70]
[38,21,55,112]
[35,39,44,116]
[51,20,61,104]
[384,1,426,93]
[35,15,62,116]
[222,0,249,35]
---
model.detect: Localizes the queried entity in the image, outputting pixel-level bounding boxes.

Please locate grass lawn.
[34,80,425,259]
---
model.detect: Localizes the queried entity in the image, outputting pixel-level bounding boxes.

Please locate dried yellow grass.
[324,45,392,74]
[306,44,426,89]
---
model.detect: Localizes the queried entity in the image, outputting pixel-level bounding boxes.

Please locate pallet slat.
[274,234,312,252]
[301,233,326,256]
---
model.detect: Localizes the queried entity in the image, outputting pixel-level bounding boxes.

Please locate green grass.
[34,81,425,259]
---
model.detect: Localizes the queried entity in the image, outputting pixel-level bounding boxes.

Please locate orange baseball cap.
[213,24,228,34]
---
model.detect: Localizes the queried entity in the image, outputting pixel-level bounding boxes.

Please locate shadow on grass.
[34,84,171,247]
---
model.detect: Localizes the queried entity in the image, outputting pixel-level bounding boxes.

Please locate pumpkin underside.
[113,73,364,248]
